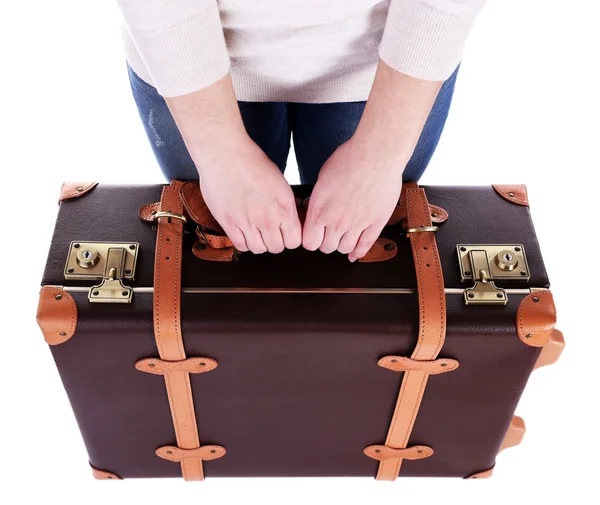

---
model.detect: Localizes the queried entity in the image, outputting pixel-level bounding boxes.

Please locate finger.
[244,227,268,254]
[280,212,302,250]
[302,217,325,251]
[220,224,249,252]
[319,226,345,254]
[337,230,362,255]
[348,225,382,262]
[259,225,285,254]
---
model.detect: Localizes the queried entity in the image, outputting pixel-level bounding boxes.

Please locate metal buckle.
[405,226,439,234]
[153,211,187,224]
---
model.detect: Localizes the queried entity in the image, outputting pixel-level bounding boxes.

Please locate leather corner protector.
[378,356,459,375]
[136,357,218,375]
[517,290,557,347]
[90,464,122,480]
[466,467,494,479]
[499,415,525,453]
[139,202,160,222]
[192,241,235,262]
[359,238,398,263]
[156,445,226,462]
[534,329,565,370]
[364,445,433,461]
[59,182,98,202]
[36,287,77,346]
[492,184,529,207]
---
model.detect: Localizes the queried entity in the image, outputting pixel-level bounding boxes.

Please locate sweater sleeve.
[116,0,230,97]
[379,0,487,81]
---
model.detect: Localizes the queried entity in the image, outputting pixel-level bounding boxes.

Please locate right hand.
[195,134,302,254]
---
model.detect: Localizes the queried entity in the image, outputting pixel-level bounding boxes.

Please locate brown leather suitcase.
[37,181,563,481]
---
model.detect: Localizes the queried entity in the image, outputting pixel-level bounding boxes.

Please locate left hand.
[302,136,405,262]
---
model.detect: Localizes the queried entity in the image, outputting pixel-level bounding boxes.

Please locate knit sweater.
[118,0,486,102]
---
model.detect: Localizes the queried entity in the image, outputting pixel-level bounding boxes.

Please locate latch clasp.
[64,242,139,303]
[457,245,530,306]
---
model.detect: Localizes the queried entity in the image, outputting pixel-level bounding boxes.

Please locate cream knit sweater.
[118,0,486,102]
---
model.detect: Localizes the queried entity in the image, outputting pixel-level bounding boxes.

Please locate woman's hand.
[197,134,302,254]
[302,136,404,262]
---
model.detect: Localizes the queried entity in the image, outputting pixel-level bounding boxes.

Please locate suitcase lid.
[41,184,550,292]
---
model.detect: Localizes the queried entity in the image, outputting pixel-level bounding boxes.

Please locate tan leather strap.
[152,181,215,481]
[374,182,447,481]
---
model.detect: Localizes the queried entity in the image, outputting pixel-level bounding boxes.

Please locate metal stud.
[148,363,155,368]
[59,332,67,336]
[441,363,447,367]
[532,296,540,303]
[124,269,132,275]
[520,271,527,276]
[76,187,84,193]
[73,243,80,249]
[67,268,75,274]
[431,212,438,218]
[129,244,136,250]
[375,449,381,453]
[468,292,475,299]
[121,291,128,296]
[167,450,173,455]
[460,246,467,252]
[514,246,521,252]
[200,362,206,367]
[391,359,398,363]
[384,243,395,251]
[464,270,471,276]
[525,334,533,339]
[92,290,99,296]
[210,450,216,454]
[508,192,515,197]
[55,294,62,300]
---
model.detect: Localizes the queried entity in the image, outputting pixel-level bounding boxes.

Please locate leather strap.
[152,181,215,481]
[374,182,447,481]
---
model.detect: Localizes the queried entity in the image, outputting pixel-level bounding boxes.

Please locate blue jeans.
[128,65,459,183]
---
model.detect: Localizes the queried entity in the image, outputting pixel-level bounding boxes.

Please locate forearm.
[165,73,248,171]
[353,59,443,167]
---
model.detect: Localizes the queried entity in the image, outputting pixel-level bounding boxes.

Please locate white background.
[2,0,599,503]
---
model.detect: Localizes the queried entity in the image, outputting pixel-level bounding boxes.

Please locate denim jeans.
[128,65,459,183]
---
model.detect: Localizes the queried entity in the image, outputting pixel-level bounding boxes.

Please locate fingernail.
[349,257,357,263]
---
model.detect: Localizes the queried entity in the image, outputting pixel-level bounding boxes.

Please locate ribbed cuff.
[127,3,230,97]
[379,0,481,81]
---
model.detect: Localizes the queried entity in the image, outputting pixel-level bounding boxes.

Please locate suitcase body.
[37,182,563,480]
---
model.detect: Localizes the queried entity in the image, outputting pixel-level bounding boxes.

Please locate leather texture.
[44,184,550,290]
[136,357,218,375]
[59,182,98,202]
[192,241,236,262]
[359,238,398,263]
[534,329,565,370]
[378,356,459,374]
[90,464,122,480]
[492,184,529,207]
[156,445,227,462]
[36,287,78,346]
[517,291,557,347]
[499,415,525,452]
[364,445,433,461]
[375,183,447,481]
[152,181,207,481]
[43,183,550,479]
[388,201,449,225]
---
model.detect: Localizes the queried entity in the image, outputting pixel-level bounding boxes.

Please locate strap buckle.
[153,211,187,224]
[405,226,439,234]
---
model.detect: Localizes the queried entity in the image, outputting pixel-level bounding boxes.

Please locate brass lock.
[457,245,530,305]
[64,242,139,303]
